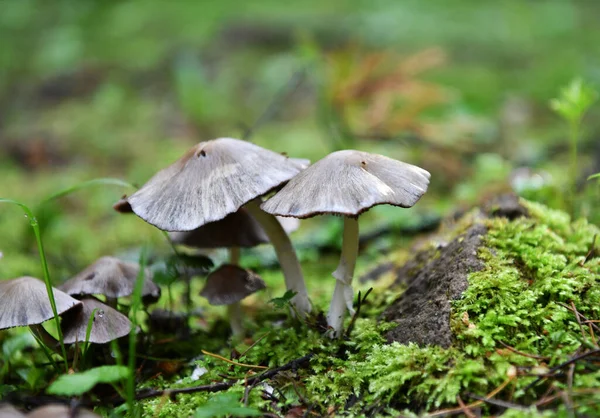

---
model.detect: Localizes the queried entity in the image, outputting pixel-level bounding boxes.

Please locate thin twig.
[498,341,550,360]
[456,395,476,418]
[427,377,513,417]
[344,288,373,338]
[558,302,600,334]
[571,301,588,346]
[201,349,268,369]
[579,234,597,266]
[524,349,600,391]
[465,393,529,411]
[122,353,314,404]
[239,332,271,359]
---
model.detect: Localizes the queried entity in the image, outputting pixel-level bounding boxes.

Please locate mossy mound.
[139,198,600,417]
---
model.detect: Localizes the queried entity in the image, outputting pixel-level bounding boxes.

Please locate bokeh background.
[1,1,599,302]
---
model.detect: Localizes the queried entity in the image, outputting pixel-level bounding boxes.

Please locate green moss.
[297,199,600,416]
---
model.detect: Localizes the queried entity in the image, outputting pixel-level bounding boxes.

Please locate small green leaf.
[588,173,600,181]
[194,393,261,418]
[550,78,598,123]
[269,290,298,309]
[47,365,130,396]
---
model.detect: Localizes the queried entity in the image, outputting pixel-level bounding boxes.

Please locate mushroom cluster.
[122,137,429,338]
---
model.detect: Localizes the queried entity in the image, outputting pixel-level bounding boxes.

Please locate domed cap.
[0,277,82,330]
[200,264,266,305]
[61,297,131,344]
[59,256,160,302]
[261,150,430,218]
[127,137,308,231]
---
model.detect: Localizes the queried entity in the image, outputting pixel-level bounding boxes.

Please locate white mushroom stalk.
[227,246,243,336]
[245,199,311,316]
[327,217,359,337]
[227,303,244,337]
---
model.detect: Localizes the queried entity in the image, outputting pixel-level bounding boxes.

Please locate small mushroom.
[61,297,131,344]
[59,256,160,306]
[0,404,25,418]
[169,208,269,249]
[27,405,100,418]
[200,264,266,337]
[262,150,430,336]
[127,137,311,315]
[0,277,82,347]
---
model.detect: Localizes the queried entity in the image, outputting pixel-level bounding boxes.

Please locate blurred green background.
[1,0,599,293]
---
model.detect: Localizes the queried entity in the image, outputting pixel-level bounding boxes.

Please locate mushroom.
[61,297,131,344]
[261,150,430,336]
[200,264,266,337]
[59,256,160,306]
[127,137,311,315]
[169,207,270,250]
[27,405,100,418]
[169,207,300,263]
[0,277,82,347]
[0,404,25,418]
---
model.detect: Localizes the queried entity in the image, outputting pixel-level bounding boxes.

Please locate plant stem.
[0,199,69,371]
[127,248,147,414]
[569,118,580,217]
[245,199,311,316]
[327,217,359,338]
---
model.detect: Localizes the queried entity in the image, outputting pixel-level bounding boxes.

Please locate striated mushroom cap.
[200,264,266,305]
[0,277,82,330]
[61,297,131,344]
[261,150,430,218]
[59,256,160,302]
[128,138,308,231]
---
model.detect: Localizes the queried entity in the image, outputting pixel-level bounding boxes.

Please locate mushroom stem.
[327,216,359,337]
[229,247,241,265]
[245,198,311,316]
[227,303,244,337]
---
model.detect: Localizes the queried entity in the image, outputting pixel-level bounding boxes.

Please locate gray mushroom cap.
[61,297,131,344]
[59,256,160,302]
[0,404,25,418]
[0,277,82,330]
[169,208,268,248]
[200,264,266,305]
[261,150,431,218]
[127,137,308,231]
[169,208,301,249]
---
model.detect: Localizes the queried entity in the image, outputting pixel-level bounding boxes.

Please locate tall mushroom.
[200,264,266,337]
[0,277,82,347]
[59,256,160,306]
[127,137,311,315]
[262,150,430,336]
